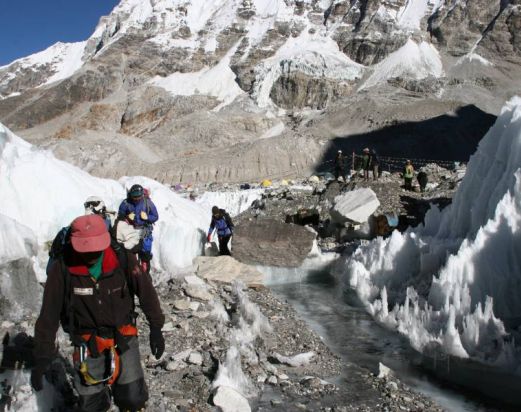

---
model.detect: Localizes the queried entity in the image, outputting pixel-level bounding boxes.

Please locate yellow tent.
[261,179,272,187]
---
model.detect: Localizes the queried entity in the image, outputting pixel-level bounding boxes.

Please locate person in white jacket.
[114,216,142,253]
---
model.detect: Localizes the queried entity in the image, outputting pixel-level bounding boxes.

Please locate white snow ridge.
[0,123,209,282]
[343,96,521,372]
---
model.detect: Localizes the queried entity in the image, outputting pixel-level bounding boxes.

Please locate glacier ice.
[0,123,209,280]
[343,97,521,372]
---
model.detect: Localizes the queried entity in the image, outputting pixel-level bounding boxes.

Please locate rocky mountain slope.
[0,0,520,183]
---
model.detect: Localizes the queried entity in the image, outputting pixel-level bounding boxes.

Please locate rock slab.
[194,256,264,286]
[213,386,251,412]
[232,218,316,267]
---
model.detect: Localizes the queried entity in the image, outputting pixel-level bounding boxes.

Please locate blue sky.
[0,0,120,65]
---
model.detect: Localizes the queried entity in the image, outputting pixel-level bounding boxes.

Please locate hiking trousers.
[73,336,148,412]
[335,167,346,182]
[404,177,413,190]
[218,235,232,256]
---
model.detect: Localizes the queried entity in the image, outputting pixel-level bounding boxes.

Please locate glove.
[31,358,50,392]
[207,234,211,242]
[128,212,136,221]
[140,211,148,221]
[150,327,165,360]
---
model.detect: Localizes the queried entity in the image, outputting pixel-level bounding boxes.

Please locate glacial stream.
[267,270,515,412]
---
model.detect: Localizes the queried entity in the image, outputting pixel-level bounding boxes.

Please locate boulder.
[232,219,316,267]
[184,284,213,302]
[331,188,380,224]
[187,351,203,366]
[213,386,251,412]
[173,299,191,311]
[194,256,264,286]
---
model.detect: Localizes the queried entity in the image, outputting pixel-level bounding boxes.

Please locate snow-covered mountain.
[0,0,519,183]
[3,0,517,101]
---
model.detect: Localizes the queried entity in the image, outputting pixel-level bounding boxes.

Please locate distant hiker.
[207,206,234,256]
[118,184,159,273]
[370,149,379,181]
[403,160,415,190]
[84,196,114,230]
[362,148,371,181]
[32,215,165,411]
[334,150,347,182]
[417,171,428,193]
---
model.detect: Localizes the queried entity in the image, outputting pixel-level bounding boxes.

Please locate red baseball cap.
[70,215,110,253]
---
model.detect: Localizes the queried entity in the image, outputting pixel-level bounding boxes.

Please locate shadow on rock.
[315,105,496,174]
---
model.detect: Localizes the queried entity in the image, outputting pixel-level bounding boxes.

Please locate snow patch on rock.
[0,41,86,88]
[253,30,364,108]
[150,46,244,107]
[362,39,444,90]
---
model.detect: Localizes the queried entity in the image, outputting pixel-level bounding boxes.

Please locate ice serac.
[195,189,264,217]
[0,123,208,279]
[344,97,521,373]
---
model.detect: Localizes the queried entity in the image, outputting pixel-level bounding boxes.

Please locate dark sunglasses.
[84,200,101,208]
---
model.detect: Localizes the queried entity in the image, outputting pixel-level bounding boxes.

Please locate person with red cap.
[32,214,165,412]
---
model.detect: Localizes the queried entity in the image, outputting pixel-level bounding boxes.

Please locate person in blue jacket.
[118,184,159,272]
[207,206,234,256]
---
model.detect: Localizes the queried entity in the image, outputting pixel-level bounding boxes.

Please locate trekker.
[403,160,415,190]
[118,184,159,273]
[207,206,234,256]
[417,171,428,193]
[334,150,346,182]
[370,149,379,181]
[362,148,371,181]
[31,214,165,412]
[84,196,114,230]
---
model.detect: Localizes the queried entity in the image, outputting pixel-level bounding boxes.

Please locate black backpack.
[221,209,234,232]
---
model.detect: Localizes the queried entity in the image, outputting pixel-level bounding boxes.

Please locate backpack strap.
[144,198,151,215]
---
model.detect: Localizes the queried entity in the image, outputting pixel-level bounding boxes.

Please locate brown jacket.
[34,245,164,360]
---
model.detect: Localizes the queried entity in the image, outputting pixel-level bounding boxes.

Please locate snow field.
[343,97,521,371]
